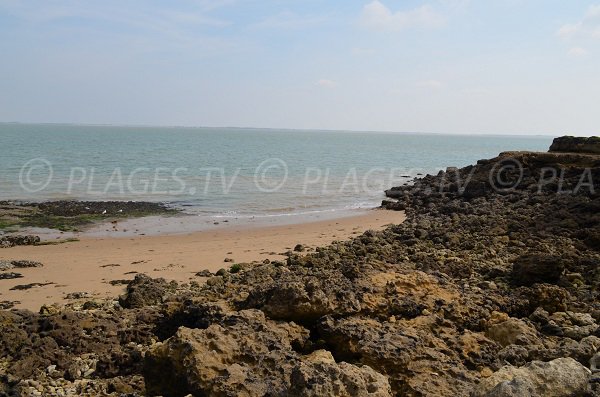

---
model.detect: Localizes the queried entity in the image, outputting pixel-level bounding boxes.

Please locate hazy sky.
[0,0,599,135]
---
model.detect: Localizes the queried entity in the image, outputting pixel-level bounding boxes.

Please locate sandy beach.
[0,209,405,311]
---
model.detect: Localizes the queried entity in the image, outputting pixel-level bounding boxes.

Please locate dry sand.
[0,209,405,311]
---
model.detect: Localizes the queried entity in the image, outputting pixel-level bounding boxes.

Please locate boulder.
[511,254,564,286]
[472,357,590,397]
[143,309,310,396]
[485,313,539,347]
[242,271,362,323]
[118,274,176,309]
[289,350,392,397]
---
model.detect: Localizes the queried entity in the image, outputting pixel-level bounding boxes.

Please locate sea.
[0,123,553,233]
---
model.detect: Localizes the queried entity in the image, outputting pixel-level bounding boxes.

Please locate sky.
[0,0,599,135]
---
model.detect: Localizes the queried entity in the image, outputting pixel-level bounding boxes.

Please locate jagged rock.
[548,311,598,341]
[0,235,40,248]
[242,271,362,323]
[144,309,310,396]
[511,254,565,286]
[472,357,591,397]
[289,350,392,397]
[0,259,43,271]
[522,284,569,313]
[485,312,540,347]
[317,315,492,396]
[118,274,176,308]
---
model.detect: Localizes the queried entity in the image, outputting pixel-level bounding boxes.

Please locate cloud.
[316,79,338,88]
[568,47,589,57]
[360,1,445,32]
[557,4,600,39]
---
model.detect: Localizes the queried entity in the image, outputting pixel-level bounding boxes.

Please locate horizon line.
[0,120,561,138]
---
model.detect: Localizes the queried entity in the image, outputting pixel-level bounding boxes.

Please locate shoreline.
[0,208,406,311]
[19,206,388,239]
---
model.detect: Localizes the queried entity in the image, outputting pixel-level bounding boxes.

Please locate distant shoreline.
[0,121,559,137]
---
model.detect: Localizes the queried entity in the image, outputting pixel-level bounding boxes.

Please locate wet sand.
[0,209,405,311]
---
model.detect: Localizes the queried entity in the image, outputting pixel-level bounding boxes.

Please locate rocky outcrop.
[0,200,178,232]
[549,136,600,154]
[0,304,159,396]
[0,260,43,271]
[144,309,391,397]
[0,235,40,248]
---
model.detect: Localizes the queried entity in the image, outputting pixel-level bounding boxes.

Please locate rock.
[547,311,598,341]
[289,350,393,396]
[549,136,600,154]
[0,272,23,280]
[415,229,429,239]
[242,271,362,323]
[0,235,40,248]
[524,284,569,313]
[0,259,43,271]
[118,274,176,308]
[381,199,405,211]
[0,300,19,309]
[144,309,310,396]
[10,282,54,290]
[511,254,565,286]
[317,316,487,396]
[195,269,213,277]
[65,292,91,300]
[294,244,305,252]
[10,260,43,268]
[216,268,227,276]
[590,352,600,373]
[485,313,540,347]
[473,358,591,397]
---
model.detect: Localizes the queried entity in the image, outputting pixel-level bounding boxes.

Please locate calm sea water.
[0,123,552,220]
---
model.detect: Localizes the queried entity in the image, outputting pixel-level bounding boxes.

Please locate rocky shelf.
[0,200,178,232]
